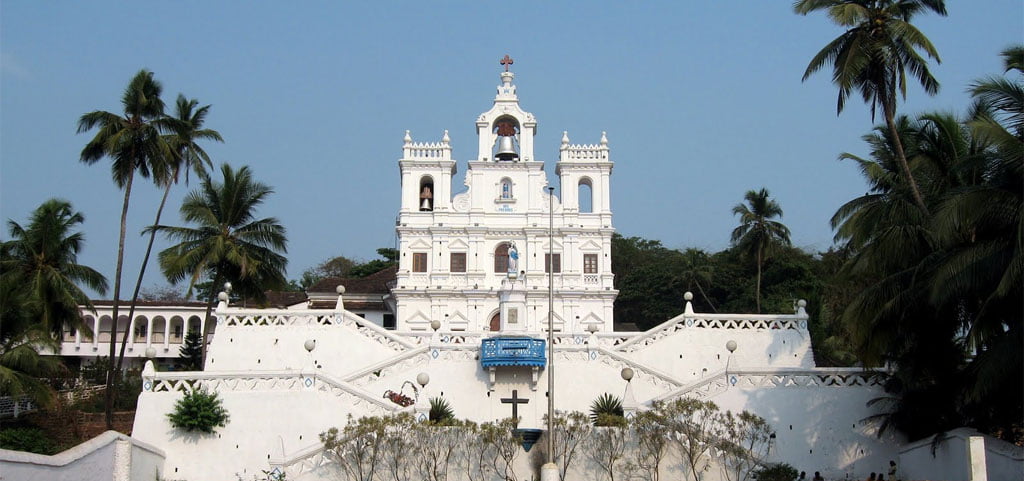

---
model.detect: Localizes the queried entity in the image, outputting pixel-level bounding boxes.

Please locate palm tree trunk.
[695,281,717,313]
[755,246,762,314]
[199,270,223,368]
[884,106,930,216]
[115,177,175,374]
[105,171,134,430]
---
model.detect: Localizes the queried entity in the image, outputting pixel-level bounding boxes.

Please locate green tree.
[155,163,288,361]
[167,388,229,433]
[77,69,172,428]
[611,234,686,330]
[178,330,203,370]
[119,94,222,375]
[731,188,791,313]
[678,248,716,312]
[795,0,947,215]
[1,199,108,338]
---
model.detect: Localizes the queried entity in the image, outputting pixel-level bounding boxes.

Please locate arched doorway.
[489,312,500,332]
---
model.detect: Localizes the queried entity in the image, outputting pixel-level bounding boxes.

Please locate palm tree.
[0,199,108,338]
[795,0,948,216]
[731,188,791,313]
[117,95,223,374]
[155,163,288,362]
[77,69,171,428]
[678,248,716,312]
[1,200,106,409]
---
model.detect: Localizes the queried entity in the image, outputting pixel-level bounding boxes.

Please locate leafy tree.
[795,0,948,215]
[731,188,792,313]
[78,69,172,428]
[0,427,59,455]
[544,410,592,481]
[321,415,387,481]
[611,234,686,330]
[178,330,203,370]
[662,398,725,481]
[679,248,716,312]
[718,410,774,481]
[585,423,629,481]
[119,94,222,376]
[155,163,289,362]
[166,388,229,433]
[629,408,671,481]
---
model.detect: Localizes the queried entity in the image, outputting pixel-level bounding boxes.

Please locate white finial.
[600,131,608,146]
[442,130,450,143]
[403,130,412,144]
[684,291,694,315]
[335,285,345,311]
[561,131,569,145]
[797,299,808,317]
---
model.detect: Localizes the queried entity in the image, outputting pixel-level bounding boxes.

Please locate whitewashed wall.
[899,428,1024,481]
[0,431,165,481]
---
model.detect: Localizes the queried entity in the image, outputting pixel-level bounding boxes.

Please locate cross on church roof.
[500,54,514,72]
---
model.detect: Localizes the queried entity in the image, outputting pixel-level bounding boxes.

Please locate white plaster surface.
[0,430,165,481]
[899,428,1024,481]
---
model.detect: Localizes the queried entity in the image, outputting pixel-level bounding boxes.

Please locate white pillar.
[112,437,131,481]
[968,436,988,481]
[93,316,100,348]
[145,316,153,347]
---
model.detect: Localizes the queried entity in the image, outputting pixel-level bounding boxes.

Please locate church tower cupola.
[476,55,537,163]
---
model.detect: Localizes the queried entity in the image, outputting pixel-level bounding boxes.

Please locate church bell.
[495,136,518,161]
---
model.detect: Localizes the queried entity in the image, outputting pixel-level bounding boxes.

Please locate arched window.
[419,176,434,211]
[500,178,513,200]
[494,243,509,273]
[578,178,593,213]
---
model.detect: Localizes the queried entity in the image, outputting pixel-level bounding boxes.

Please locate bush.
[167,388,229,433]
[428,397,455,424]
[753,463,799,481]
[0,427,59,455]
[589,393,625,426]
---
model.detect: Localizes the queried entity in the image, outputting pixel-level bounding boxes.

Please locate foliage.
[828,46,1023,443]
[589,393,625,426]
[410,417,468,481]
[0,426,59,455]
[662,398,725,481]
[794,0,948,215]
[731,188,792,313]
[166,388,229,433]
[138,284,187,302]
[179,330,203,371]
[479,418,524,481]
[428,396,455,424]
[0,199,107,339]
[545,410,592,481]
[611,234,687,330]
[718,411,774,481]
[321,415,388,481]
[752,463,798,481]
[297,247,399,290]
[586,425,630,481]
[628,408,671,481]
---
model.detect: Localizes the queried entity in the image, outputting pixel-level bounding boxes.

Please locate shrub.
[167,388,229,433]
[428,397,455,424]
[589,393,624,426]
[0,426,59,455]
[753,463,799,481]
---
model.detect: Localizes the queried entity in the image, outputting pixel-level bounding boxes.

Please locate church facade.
[392,67,616,334]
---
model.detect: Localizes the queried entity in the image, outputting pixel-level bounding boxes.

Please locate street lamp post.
[542,186,558,480]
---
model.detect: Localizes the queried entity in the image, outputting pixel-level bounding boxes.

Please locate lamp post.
[544,186,557,477]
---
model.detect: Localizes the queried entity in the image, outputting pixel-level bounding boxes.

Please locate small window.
[584,254,599,274]
[500,178,513,200]
[450,252,467,272]
[545,253,561,273]
[413,252,428,272]
[494,243,509,273]
[383,314,396,330]
[356,313,366,319]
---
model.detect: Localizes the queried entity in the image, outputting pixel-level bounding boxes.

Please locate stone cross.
[500,389,529,427]
[500,55,514,72]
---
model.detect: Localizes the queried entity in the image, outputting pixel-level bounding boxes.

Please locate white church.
[3,61,1019,481]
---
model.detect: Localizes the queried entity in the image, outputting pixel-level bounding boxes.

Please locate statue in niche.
[420,185,433,211]
[507,242,519,276]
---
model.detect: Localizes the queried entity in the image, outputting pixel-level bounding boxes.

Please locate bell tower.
[398,129,456,213]
[475,56,537,163]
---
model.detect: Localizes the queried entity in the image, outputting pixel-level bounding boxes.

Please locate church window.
[500,178,513,200]
[494,243,509,273]
[413,252,427,272]
[450,252,467,272]
[383,314,396,330]
[578,178,593,213]
[584,254,599,273]
[545,253,561,273]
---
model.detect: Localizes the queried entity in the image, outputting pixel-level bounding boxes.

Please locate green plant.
[179,330,203,370]
[753,463,799,481]
[166,388,229,433]
[428,397,455,424]
[589,393,624,426]
[0,426,59,455]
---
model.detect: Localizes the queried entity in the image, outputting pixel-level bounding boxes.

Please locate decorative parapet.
[140,368,397,412]
[402,130,452,162]
[614,310,809,354]
[216,308,417,352]
[559,131,610,162]
[653,368,887,403]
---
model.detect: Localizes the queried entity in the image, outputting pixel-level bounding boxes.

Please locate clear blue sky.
[2,2,1021,297]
